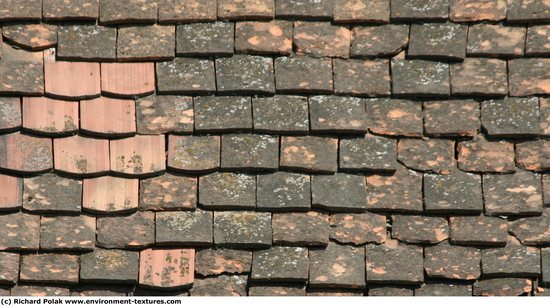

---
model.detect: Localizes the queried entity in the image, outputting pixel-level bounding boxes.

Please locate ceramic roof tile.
[391,58,450,97]
[249,285,306,296]
[213,211,272,248]
[190,275,247,296]
[156,210,213,246]
[457,134,515,173]
[109,135,166,177]
[167,135,221,173]
[333,59,390,96]
[235,20,293,55]
[80,248,139,284]
[11,285,70,296]
[311,173,367,212]
[97,211,155,249]
[80,97,135,137]
[481,97,540,137]
[156,58,216,94]
[218,0,275,20]
[252,95,309,134]
[199,172,256,210]
[0,252,19,285]
[256,172,311,211]
[99,0,158,24]
[176,22,234,56]
[23,173,82,213]
[424,169,483,214]
[139,173,197,211]
[274,56,333,94]
[0,174,22,211]
[450,58,508,97]
[391,215,449,244]
[408,22,467,60]
[100,62,155,97]
[294,21,350,58]
[0,97,21,132]
[221,134,279,171]
[508,209,550,246]
[527,25,550,56]
[473,278,532,296]
[39,215,96,250]
[53,135,109,176]
[280,135,338,174]
[390,0,449,21]
[272,211,330,246]
[275,0,334,19]
[424,240,481,280]
[366,165,423,213]
[309,96,368,133]
[42,0,99,20]
[195,248,252,276]
[0,213,40,251]
[136,95,194,135]
[20,254,80,285]
[117,25,175,61]
[415,283,472,296]
[0,0,42,21]
[215,55,275,94]
[0,43,44,95]
[397,138,455,174]
[365,240,424,285]
[508,58,550,96]
[334,0,389,23]
[329,212,387,244]
[82,176,139,214]
[423,99,480,137]
[193,96,253,132]
[2,24,57,51]
[516,139,550,172]
[251,246,308,282]
[339,135,398,172]
[449,215,508,246]
[449,0,507,22]
[309,242,366,289]
[366,99,423,137]
[57,25,117,61]
[158,0,217,23]
[0,132,53,174]
[506,0,550,23]
[467,24,526,58]
[139,248,195,289]
[22,97,79,135]
[350,25,409,58]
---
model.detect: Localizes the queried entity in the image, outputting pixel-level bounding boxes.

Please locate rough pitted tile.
[57,25,116,61]
[176,22,234,56]
[139,248,194,289]
[100,0,157,24]
[194,96,252,132]
[0,97,21,132]
[415,283,473,296]
[97,211,155,249]
[158,0,217,22]
[339,135,397,172]
[0,213,40,250]
[71,286,130,296]
[272,212,330,246]
[11,285,70,296]
[249,285,306,296]
[110,135,166,176]
[310,243,366,289]
[481,97,540,137]
[334,0,389,23]
[457,135,515,173]
[408,23,467,60]
[140,174,196,211]
[424,100,480,137]
[473,278,532,296]
[0,44,44,95]
[213,211,272,248]
[366,165,423,213]
[424,170,483,214]
[390,0,449,20]
[330,213,387,245]
[23,174,81,213]
[218,0,274,20]
[44,54,101,100]
[0,252,18,284]
[0,174,22,211]
[309,96,368,133]
[251,246,308,282]
[366,99,422,137]
[391,59,450,97]
[526,25,550,56]
[312,174,367,212]
[22,97,78,136]
[424,241,481,280]
[509,209,550,245]
[195,249,252,276]
[0,0,41,20]
[156,58,215,94]
[365,240,423,285]
[20,254,79,285]
[235,20,292,55]
[450,58,508,97]
[275,0,333,19]
[216,55,274,94]
[117,25,175,61]
[294,21,350,58]
[101,63,155,97]
[190,275,248,296]
[368,286,413,296]
[252,95,309,134]
[544,248,550,286]
[397,139,455,174]
[156,210,213,246]
[350,25,409,58]
[517,140,550,172]
[484,170,542,216]
[40,215,95,251]
[221,134,279,171]
[392,215,448,244]
[199,173,255,210]
[482,243,540,277]
[136,95,193,135]
[43,0,99,20]
[507,0,550,23]
[256,172,311,211]
[508,58,550,96]
[449,216,507,246]
[80,248,138,284]
[333,59,390,96]
[274,56,333,94]
[0,132,52,174]
[80,97,135,137]
[450,0,507,21]
[83,176,138,214]
[467,24,526,57]
[280,136,338,174]
[2,24,56,50]
[167,135,220,173]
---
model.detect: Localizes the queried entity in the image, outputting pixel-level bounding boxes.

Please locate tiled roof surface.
[0,0,549,297]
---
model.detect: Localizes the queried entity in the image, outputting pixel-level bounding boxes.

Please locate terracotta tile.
[11,285,69,296]
[0,252,19,285]
[83,176,139,214]
[110,135,166,176]
[97,212,155,248]
[2,24,57,50]
[139,248,195,289]
[218,0,275,20]
[0,0,42,21]
[0,43,44,95]
[167,135,220,173]
[99,0,158,24]
[0,174,22,211]
[53,135,110,176]
[80,97,136,137]
[22,97,79,135]
[0,97,21,132]
[20,254,80,285]
[117,25,175,61]
[140,173,197,211]
[0,132,53,174]
[0,212,40,250]
[158,0,217,22]
[101,63,155,97]
[42,0,99,20]
[23,173,82,213]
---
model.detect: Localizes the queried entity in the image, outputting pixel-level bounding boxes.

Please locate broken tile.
[508,58,550,96]
[257,172,311,212]
[310,242,366,289]
[252,95,309,134]
[368,286,413,296]
[415,283,473,296]
[484,170,543,216]
[20,254,79,285]
[199,173,255,210]
[275,0,333,19]
[391,59,450,97]
[392,215,448,244]
[274,56,333,94]
[423,100,480,137]
[218,0,274,20]
[156,210,213,246]
[0,44,44,95]
[450,58,508,96]
[2,24,56,50]
[158,0,217,22]
[136,95,193,135]
[139,174,196,211]
[97,211,155,249]
[309,96,368,133]
[0,97,21,132]
[424,240,481,280]
[11,286,69,297]
[167,135,220,173]
[190,275,247,296]
[80,248,139,284]
[457,135,515,173]
[350,25,409,57]
[516,140,550,172]
[221,134,279,171]
[473,278,532,296]
[366,165,423,213]
[99,0,158,24]
[44,53,101,100]
[54,136,108,176]
[40,215,95,251]
[194,96,252,132]
[334,0,390,23]
[390,0,449,20]
[176,22,234,56]
[467,24,526,57]
[450,0,506,21]
[408,22,467,60]
[100,62,155,97]
[0,252,19,285]
[83,176,138,214]
[272,212,330,246]
[526,25,550,56]
[251,246,308,282]
[294,21,350,58]
[215,55,275,94]
[280,136,338,174]
[366,98,423,137]
[156,58,215,94]
[312,174,367,212]
[366,240,424,285]
[213,211,272,248]
[23,173,81,213]
[339,135,397,172]
[117,25,174,61]
[507,0,550,23]
[235,20,292,55]
[424,170,483,214]
[0,132,53,174]
[57,25,116,61]
[80,97,135,137]
[110,135,166,176]
[330,213,387,245]
[139,248,194,289]
[509,209,550,245]
[0,174,22,211]
[449,216,507,246]
[482,97,540,137]
[195,249,252,276]
[43,0,99,20]
[482,243,540,277]
[0,0,42,21]
[397,138,455,174]
[22,97,79,135]
[333,59,391,96]
[0,213,40,250]
[249,285,306,296]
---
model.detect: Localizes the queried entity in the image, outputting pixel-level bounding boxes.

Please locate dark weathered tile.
[251,246,308,282]
[457,135,515,173]
[20,254,79,285]
[156,58,215,94]
[424,240,481,280]
[139,173,196,211]
[543,248,550,286]
[397,138,455,174]
[366,98,422,137]
[294,21,350,58]
[0,44,44,95]
[156,210,213,246]
[424,169,483,214]
[339,135,397,172]
[43,0,99,20]
[540,98,550,136]
[450,0,506,22]
[57,25,116,61]
[0,132,52,174]
[218,0,274,20]
[473,278,532,296]
[221,134,279,171]
[481,97,540,137]
[424,100,480,137]
[194,96,252,132]
[366,165,423,213]
[117,25,175,61]
[235,20,292,55]
[99,0,158,24]
[507,0,550,23]
[526,25,550,56]
[249,285,306,296]
[213,211,272,248]
[0,252,19,285]
[330,213,387,245]
[11,285,70,296]
[449,216,507,246]
[310,243,366,289]
[0,213,40,250]
[516,140,550,172]
[0,97,21,132]
[408,22,467,60]
[252,95,309,134]
[136,95,193,134]
[467,24,526,57]
[280,136,338,174]
[167,135,220,173]
[158,0,217,22]
[450,58,508,97]
[309,95,368,133]
[23,174,81,213]
[334,0,390,23]
[2,24,56,50]
[484,170,543,216]
[312,173,367,212]
[176,22,234,56]
[482,243,540,277]
[256,172,311,211]
[508,58,550,96]
[390,0,449,20]
[392,215,448,244]
[415,283,472,296]
[366,240,423,285]
[391,58,450,97]
[97,212,155,249]
[190,275,247,296]
[195,249,252,276]
[40,215,95,251]
[350,25,409,57]
[274,56,333,94]
[199,173,255,210]
[80,248,139,283]
[0,0,42,21]
[216,55,274,94]
[272,212,330,246]
[509,209,550,245]
[368,286,413,296]
[275,0,333,19]
[333,59,390,96]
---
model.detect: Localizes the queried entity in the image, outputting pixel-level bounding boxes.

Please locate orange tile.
[44,49,101,100]
[82,176,139,214]
[101,63,155,97]
[80,97,136,137]
[110,135,166,176]
[53,135,110,176]
[0,132,53,174]
[22,97,79,135]
[0,174,22,211]
[139,248,194,288]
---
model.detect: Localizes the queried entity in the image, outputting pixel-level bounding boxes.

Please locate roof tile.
[156,58,216,94]
[424,169,483,214]
[0,44,44,95]
[366,165,423,213]
[256,172,311,211]
[11,285,69,296]
[235,20,292,55]
[194,95,253,131]
[482,241,541,277]
[213,211,272,248]
[339,135,398,172]
[71,287,131,296]
[272,211,330,246]
[117,25,175,61]
[390,0,449,21]
[310,242,366,289]
[275,0,333,19]
[2,24,57,50]
[139,248,195,289]
[0,174,22,211]
[109,135,166,176]
[330,212,387,245]
[44,53,101,100]
[350,25,409,58]
[312,173,367,212]
[167,135,221,173]
[294,21,350,58]
[544,174,550,205]
[481,97,540,137]
[449,215,508,246]
[391,215,448,244]
[280,135,338,174]
[424,240,481,280]
[176,22,234,56]
[0,0,42,21]
[0,97,21,132]
[457,135,515,173]
[366,98,423,137]
[391,58,450,97]
[450,0,507,22]
[158,0,217,23]
[0,132,53,174]
[139,173,196,211]
[543,248,550,286]
[334,0,389,23]
[415,282,473,296]
[80,97,136,137]
[333,59,391,96]
[309,96,368,133]
[408,22,467,60]
[20,254,79,285]
[483,170,543,216]
[53,135,109,176]
[199,173,256,209]
[473,278,532,296]
[23,173,82,213]
[216,55,275,94]
[190,275,247,296]
[221,134,279,171]
[42,0,99,20]
[467,24,526,57]
[526,25,550,56]
[136,95,193,134]
[97,211,155,249]
[274,56,333,94]
[506,0,550,23]
[0,252,19,285]
[218,0,275,20]
[368,286,413,296]
[423,99,480,137]
[80,248,139,284]
[82,176,139,214]
[195,248,252,276]
[309,289,365,296]
[40,215,95,251]
[22,97,78,135]
[0,213,40,250]
[249,285,306,296]
[99,0,158,24]
[365,240,424,285]
[251,246,308,282]
[508,58,550,96]
[156,210,213,246]
[57,25,117,61]
[100,62,155,97]
[252,95,309,134]
[516,140,550,172]
[397,138,455,174]
[509,209,550,245]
